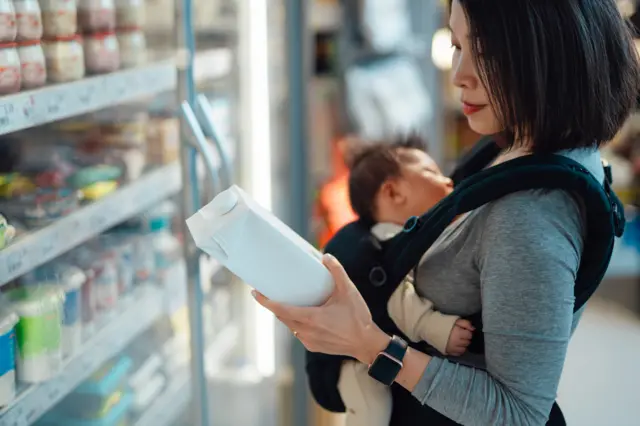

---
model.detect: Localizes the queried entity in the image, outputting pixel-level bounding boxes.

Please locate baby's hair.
[347,134,428,226]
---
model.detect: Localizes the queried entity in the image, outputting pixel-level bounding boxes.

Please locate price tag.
[46,91,65,116]
[21,95,45,126]
[77,83,96,107]
[5,246,28,276]
[0,102,14,131]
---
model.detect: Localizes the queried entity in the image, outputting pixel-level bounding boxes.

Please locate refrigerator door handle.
[196,94,234,189]
[180,101,221,204]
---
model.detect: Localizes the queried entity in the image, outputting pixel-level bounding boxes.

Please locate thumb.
[322,253,352,293]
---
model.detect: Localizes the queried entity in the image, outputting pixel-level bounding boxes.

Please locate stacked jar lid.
[115,0,146,68]
[0,0,46,94]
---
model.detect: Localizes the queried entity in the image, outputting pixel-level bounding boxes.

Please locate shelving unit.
[0,286,165,426]
[0,163,182,285]
[0,61,177,137]
[134,371,191,426]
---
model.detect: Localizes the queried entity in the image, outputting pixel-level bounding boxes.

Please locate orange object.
[314,135,361,248]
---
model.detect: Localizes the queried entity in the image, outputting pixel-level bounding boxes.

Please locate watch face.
[368,353,403,386]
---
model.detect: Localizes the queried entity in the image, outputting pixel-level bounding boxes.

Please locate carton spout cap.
[212,188,239,216]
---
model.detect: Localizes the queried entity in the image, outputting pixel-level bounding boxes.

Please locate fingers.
[455,319,475,331]
[322,254,352,293]
[252,290,316,322]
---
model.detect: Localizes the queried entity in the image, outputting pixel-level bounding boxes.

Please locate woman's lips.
[462,102,486,115]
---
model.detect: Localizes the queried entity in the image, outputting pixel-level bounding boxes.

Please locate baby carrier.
[306,137,626,426]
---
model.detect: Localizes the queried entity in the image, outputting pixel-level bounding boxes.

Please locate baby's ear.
[380,179,405,204]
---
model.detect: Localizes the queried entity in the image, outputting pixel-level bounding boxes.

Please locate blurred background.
[0,0,637,425]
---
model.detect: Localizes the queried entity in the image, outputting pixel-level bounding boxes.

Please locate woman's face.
[450,0,502,135]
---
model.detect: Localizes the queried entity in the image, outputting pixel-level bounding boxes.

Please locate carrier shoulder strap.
[379,154,625,313]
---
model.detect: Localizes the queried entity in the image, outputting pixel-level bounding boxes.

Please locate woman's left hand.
[253,254,389,364]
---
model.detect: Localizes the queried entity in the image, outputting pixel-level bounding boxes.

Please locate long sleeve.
[387,276,459,354]
[411,190,585,425]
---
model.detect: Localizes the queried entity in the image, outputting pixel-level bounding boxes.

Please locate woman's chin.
[467,116,499,136]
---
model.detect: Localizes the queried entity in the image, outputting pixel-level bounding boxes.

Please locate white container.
[115,0,144,28]
[84,31,120,73]
[57,267,85,359]
[0,310,18,408]
[0,0,16,42]
[0,42,20,94]
[7,287,64,383]
[14,0,42,41]
[116,28,145,67]
[40,0,77,38]
[43,35,84,82]
[17,40,46,88]
[186,185,335,307]
[78,0,115,33]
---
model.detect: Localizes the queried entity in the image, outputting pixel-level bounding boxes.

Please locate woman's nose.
[451,51,476,90]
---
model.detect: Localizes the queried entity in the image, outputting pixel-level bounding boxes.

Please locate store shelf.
[0,61,176,137]
[135,372,191,426]
[0,285,165,426]
[0,162,182,286]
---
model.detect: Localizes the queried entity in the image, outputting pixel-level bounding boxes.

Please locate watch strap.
[384,335,408,363]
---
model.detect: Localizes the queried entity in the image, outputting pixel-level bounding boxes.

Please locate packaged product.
[0,42,21,94]
[0,309,18,408]
[0,0,17,42]
[17,40,46,88]
[43,35,85,82]
[6,287,64,383]
[116,27,145,68]
[115,0,144,28]
[40,0,77,38]
[14,0,42,41]
[78,0,116,33]
[22,263,86,359]
[84,31,120,74]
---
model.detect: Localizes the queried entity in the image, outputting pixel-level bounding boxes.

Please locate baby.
[335,136,475,426]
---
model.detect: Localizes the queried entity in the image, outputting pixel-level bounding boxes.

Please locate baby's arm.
[387,276,473,355]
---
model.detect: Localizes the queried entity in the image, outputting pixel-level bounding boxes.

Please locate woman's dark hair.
[347,135,427,225]
[452,0,640,153]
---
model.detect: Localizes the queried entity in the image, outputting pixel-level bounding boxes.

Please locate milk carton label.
[186,185,334,307]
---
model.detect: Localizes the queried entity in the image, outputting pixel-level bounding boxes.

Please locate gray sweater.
[411,149,605,425]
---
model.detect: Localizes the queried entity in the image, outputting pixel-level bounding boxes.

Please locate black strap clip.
[403,216,422,233]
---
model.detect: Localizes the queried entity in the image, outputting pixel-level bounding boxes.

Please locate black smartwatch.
[367,335,408,386]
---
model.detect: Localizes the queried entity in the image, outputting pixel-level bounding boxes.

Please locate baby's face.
[392,148,454,219]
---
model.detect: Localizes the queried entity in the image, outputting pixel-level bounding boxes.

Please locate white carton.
[186,185,334,307]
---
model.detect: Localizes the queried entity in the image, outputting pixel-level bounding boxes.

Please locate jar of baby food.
[0,0,16,42]
[7,287,64,383]
[115,0,144,28]
[0,43,21,94]
[84,31,120,74]
[14,0,42,41]
[43,35,85,82]
[116,27,145,68]
[40,0,77,38]
[78,0,116,33]
[0,310,18,408]
[17,40,45,88]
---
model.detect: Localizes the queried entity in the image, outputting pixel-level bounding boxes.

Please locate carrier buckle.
[369,266,387,287]
[403,216,422,233]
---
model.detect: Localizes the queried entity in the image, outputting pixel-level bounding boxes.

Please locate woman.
[255,1,640,425]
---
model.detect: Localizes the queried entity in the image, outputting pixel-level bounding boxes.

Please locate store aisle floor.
[558,296,640,426]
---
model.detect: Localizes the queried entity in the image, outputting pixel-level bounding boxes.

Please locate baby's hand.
[445,319,475,356]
